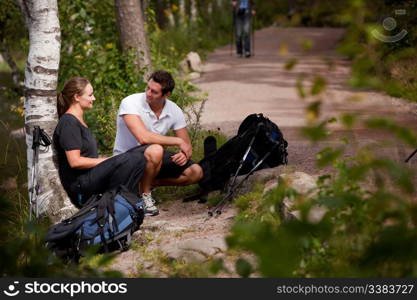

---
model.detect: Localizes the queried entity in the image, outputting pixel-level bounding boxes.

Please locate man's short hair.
[148,70,175,95]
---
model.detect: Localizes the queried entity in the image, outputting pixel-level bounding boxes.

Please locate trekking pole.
[29,126,51,220]
[252,13,255,56]
[405,148,417,163]
[230,6,235,56]
[208,124,264,217]
[29,138,39,220]
[208,140,281,217]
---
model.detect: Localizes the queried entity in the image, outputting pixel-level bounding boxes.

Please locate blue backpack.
[45,185,144,261]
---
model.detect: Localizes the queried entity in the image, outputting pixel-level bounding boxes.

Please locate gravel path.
[195,26,417,174]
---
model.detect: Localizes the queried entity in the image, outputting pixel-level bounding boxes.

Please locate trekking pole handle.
[32,126,41,149]
[32,126,51,149]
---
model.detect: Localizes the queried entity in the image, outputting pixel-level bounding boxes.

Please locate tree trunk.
[115,0,152,78]
[190,0,197,21]
[179,0,186,17]
[155,0,168,29]
[17,0,76,223]
[197,0,209,22]
[208,1,213,16]
[140,0,148,23]
[0,40,21,87]
[185,0,191,20]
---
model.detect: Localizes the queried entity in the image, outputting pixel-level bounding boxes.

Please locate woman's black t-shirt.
[53,114,98,191]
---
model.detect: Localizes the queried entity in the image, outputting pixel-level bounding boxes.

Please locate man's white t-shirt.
[113,93,187,155]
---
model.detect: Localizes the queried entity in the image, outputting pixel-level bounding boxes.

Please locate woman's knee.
[144,144,163,164]
[122,149,147,170]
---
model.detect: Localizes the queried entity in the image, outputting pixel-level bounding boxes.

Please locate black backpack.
[198,113,288,192]
[45,185,144,261]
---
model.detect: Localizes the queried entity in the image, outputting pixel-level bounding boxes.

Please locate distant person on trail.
[113,70,204,216]
[54,77,150,210]
[232,0,256,58]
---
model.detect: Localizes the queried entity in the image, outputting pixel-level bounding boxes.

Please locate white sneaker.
[142,192,159,216]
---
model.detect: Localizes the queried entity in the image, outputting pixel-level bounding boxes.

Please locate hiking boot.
[142,192,159,216]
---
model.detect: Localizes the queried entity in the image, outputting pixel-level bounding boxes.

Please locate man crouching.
[113,70,203,216]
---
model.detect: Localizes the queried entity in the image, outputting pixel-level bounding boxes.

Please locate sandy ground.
[112,26,417,276]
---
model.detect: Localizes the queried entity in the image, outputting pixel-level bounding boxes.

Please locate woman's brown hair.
[57,77,90,118]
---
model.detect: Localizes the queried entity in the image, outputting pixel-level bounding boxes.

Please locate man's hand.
[171,152,188,166]
[179,140,192,159]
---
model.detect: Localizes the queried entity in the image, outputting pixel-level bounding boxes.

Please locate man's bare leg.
[153,164,203,187]
[141,144,163,193]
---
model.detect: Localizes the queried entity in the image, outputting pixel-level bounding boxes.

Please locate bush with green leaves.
[338,0,417,101]
[58,0,147,153]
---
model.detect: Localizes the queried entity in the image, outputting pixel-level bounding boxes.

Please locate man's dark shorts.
[130,146,195,179]
[157,150,194,179]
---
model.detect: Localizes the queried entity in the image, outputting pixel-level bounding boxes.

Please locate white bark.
[208,1,213,16]
[167,11,175,27]
[18,0,76,223]
[179,0,186,20]
[190,0,197,21]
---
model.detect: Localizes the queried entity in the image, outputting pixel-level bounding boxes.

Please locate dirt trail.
[195,26,417,174]
[112,27,417,276]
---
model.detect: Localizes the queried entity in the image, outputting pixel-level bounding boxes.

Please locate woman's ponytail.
[57,92,69,118]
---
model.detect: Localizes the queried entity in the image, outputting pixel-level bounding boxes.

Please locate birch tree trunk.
[17,0,76,223]
[179,0,186,16]
[115,0,152,78]
[208,1,213,16]
[179,0,186,24]
[190,0,197,22]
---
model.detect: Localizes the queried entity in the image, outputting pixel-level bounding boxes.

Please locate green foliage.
[365,118,417,146]
[147,2,232,68]
[301,119,332,142]
[338,0,417,101]
[235,258,253,278]
[0,193,123,277]
[311,76,326,96]
[263,0,352,28]
[227,142,417,277]
[284,58,298,71]
[58,0,146,153]
[0,0,26,53]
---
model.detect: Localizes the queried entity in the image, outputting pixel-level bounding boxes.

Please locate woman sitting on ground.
[54,77,158,215]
